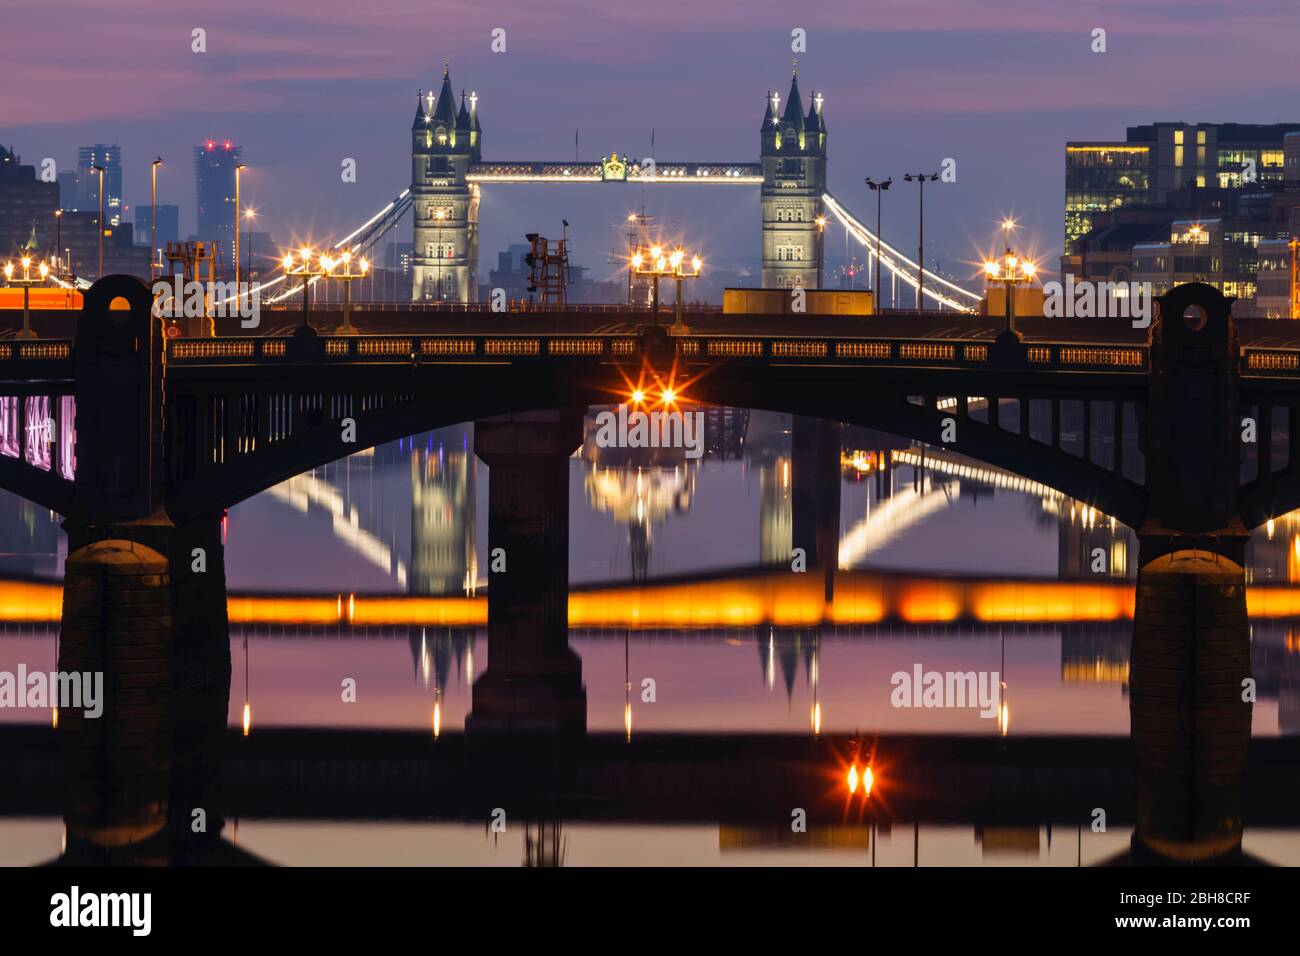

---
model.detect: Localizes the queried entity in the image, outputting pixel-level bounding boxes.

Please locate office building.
[194,140,242,266]
[77,144,123,226]
[1065,122,1300,246]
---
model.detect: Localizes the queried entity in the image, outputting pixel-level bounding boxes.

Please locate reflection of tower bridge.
[247,62,983,310]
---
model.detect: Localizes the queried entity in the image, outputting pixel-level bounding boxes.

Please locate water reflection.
[0,408,1296,865]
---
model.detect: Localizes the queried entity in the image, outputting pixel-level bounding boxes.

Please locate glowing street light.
[631,242,703,334]
[984,235,1038,338]
[4,255,54,339]
[282,247,331,331]
[318,249,370,334]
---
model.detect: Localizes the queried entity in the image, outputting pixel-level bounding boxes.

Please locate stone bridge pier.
[467,409,586,737]
[56,276,232,862]
[791,415,842,599]
[1128,283,1253,864]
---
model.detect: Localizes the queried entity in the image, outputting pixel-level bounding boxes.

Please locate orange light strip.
[6,577,1300,628]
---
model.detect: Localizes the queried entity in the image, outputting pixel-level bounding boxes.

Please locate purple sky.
[8,0,1300,281]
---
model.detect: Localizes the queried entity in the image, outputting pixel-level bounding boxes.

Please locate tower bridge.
[404,62,978,307]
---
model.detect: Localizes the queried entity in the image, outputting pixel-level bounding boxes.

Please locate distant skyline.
[9,0,1300,283]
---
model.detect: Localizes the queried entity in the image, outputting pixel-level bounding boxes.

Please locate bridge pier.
[58,514,232,862]
[791,416,841,596]
[468,410,586,736]
[1128,550,1252,864]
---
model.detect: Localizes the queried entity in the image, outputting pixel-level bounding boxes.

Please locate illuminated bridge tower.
[760,64,827,290]
[411,63,481,302]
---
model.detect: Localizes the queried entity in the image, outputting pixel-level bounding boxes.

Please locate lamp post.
[320,250,370,335]
[903,172,939,311]
[90,164,105,279]
[282,247,329,331]
[631,245,702,334]
[244,207,256,283]
[865,177,891,307]
[53,209,62,277]
[814,214,827,290]
[150,157,163,279]
[983,241,1037,338]
[434,207,446,302]
[234,163,247,286]
[4,256,53,340]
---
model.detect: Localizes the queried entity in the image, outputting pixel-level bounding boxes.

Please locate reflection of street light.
[631,245,702,334]
[984,237,1037,337]
[4,255,54,339]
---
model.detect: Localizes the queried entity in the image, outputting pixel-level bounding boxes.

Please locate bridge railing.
[165,331,1150,373]
[0,341,73,363]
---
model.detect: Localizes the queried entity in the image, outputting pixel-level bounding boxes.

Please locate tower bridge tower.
[760,63,827,290]
[411,63,481,302]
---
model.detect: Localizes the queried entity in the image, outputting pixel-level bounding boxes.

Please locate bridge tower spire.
[760,66,827,291]
[411,61,479,303]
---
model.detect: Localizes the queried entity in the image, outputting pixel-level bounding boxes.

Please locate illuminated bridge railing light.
[171,340,256,359]
[421,338,476,356]
[771,340,828,359]
[962,344,989,362]
[484,338,540,356]
[1246,350,1300,372]
[17,343,72,360]
[899,343,956,362]
[706,339,764,357]
[1027,347,1051,364]
[676,340,700,356]
[1056,347,1144,368]
[356,338,414,356]
[547,338,605,356]
[262,340,287,357]
[835,341,891,360]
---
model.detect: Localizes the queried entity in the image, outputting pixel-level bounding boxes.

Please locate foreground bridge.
[0,275,1286,864]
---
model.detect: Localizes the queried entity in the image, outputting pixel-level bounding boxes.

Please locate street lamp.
[814,214,827,290]
[90,164,105,279]
[319,250,370,335]
[53,209,63,278]
[4,255,54,339]
[234,163,247,286]
[150,157,163,279]
[983,240,1037,338]
[865,177,892,305]
[244,207,256,283]
[631,245,702,334]
[282,247,330,331]
[903,172,940,311]
[434,207,446,302]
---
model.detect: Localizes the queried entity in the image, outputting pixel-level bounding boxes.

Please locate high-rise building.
[77,144,123,226]
[134,204,179,254]
[0,145,58,257]
[410,64,481,302]
[194,140,242,267]
[57,170,80,210]
[759,65,828,289]
[1065,123,1300,246]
